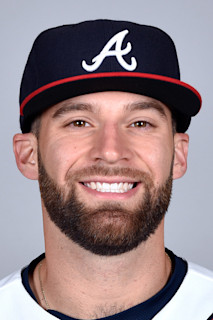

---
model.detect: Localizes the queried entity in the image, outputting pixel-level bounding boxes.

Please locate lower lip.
[79,183,141,200]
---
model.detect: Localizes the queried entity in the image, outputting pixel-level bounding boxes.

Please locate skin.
[13,91,189,319]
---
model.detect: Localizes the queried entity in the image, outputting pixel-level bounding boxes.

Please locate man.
[0,19,212,319]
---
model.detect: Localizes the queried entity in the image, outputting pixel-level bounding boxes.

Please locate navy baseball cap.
[19,19,201,133]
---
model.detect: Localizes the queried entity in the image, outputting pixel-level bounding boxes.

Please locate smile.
[82,182,136,193]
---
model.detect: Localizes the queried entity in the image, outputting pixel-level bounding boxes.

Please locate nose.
[89,123,133,164]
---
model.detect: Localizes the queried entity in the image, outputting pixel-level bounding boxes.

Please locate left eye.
[71,120,89,127]
[131,121,148,128]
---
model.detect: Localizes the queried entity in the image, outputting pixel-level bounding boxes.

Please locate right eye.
[69,120,90,127]
[130,121,149,128]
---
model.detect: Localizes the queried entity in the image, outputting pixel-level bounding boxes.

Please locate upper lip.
[80,177,138,184]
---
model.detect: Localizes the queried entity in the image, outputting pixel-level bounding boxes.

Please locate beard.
[38,151,173,256]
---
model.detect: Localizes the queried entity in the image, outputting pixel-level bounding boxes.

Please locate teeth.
[83,182,134,193]
[90,182,96,190]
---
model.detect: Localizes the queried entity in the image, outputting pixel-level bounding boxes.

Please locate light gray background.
[1,0,213,279]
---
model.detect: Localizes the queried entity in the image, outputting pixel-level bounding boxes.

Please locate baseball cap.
[19,19,201,133]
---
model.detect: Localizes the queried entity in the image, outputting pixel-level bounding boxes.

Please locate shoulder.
[0,270,23,296]
[153,262,213,320]
[187,262,213,289]
[0,269,51,319]
[175,262,213,308]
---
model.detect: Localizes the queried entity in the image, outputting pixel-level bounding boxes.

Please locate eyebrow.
[52,99,168,119]
[52,102,93,118]
[125,101,167,119]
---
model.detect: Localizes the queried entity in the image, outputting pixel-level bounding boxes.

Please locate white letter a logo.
[82,29,137,72]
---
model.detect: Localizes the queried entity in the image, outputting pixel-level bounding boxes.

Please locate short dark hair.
[30,116,41,139]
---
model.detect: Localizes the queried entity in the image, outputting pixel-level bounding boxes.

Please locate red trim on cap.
[20,72,202,115]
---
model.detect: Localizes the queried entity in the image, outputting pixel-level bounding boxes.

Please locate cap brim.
[20,72,201,133]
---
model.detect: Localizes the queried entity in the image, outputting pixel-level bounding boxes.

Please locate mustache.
[37,148,154,190]
[65,165,153,184]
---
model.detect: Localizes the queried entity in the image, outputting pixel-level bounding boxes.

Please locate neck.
[32,217,171,319]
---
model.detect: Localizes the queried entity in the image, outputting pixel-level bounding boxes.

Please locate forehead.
[43,91,172,119]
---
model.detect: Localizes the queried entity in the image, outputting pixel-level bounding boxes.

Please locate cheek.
[134,138,174,182]
[39,136,90,184]
[154,147,174,181]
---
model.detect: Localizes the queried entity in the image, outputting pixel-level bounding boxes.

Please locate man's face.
[37,92,176,256]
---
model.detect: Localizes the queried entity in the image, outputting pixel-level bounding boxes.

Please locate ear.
[13,133,38,180]
[173,133,189,180]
